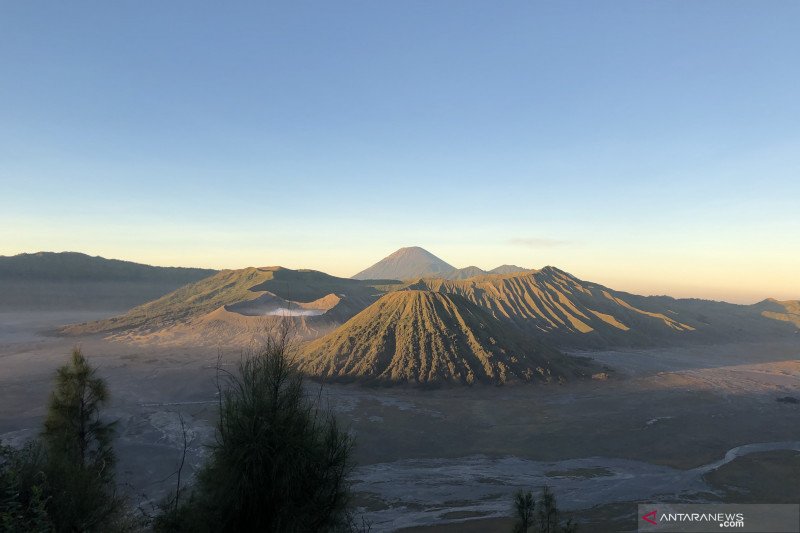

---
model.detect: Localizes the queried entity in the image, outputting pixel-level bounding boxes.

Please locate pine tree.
[41,348,120,531]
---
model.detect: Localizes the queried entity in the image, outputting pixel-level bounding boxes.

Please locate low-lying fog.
[264,307,326,317]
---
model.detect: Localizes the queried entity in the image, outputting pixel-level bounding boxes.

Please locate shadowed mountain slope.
[0,251,215,282]
[0,251,217,310]
[444,265,534,280]
[445,266,489,280]
[489,264,534,275]
[299,290,586,385]
[753,299,800,328]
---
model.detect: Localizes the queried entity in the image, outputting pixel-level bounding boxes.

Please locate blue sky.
[1,1,798,302]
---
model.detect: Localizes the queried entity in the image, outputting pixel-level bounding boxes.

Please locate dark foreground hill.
[0,252,216,310]
[299,290,587,385]
[0,251,215,282]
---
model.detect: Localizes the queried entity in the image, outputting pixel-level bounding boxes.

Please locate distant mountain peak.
[353,247,538,281]
[394,246,427,253]
[489,264,533,275]
[386,246,444,261]
[352,246,455,281]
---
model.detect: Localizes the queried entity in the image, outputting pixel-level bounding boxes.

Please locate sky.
[1,1,798,303]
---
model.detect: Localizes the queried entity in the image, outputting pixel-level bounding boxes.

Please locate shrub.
[157,329,355,532]
[513,485,577,533]
[0,440,51,532]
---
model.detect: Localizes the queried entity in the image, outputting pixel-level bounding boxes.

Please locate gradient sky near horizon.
[1,1,798,304]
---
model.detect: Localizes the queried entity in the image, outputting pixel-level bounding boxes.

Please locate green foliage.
[156,329,355,532]
[0,348,127,532]
[40,348,123,532]
[1,349,131,532]
[43,349,115,472]
[512,486,577,533]
[0,441,51,532]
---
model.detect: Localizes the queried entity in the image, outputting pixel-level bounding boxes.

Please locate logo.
[642,510,658,525]
[638,503,800,531]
